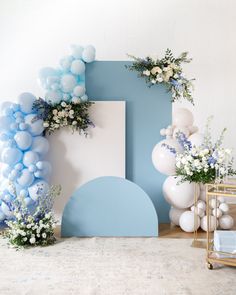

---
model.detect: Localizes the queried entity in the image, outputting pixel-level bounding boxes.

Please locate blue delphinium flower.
[176,131,192,151]
[161,143,176,155]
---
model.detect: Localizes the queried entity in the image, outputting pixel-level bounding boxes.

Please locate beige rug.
[0,237,235,295]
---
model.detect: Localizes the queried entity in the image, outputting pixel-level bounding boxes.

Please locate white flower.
[23,237,27,242]
[143,70,150,76]
[52,109,58,115]
[72,121,77,125]
[69,110,74,115]
[43,122,49,128]
[156,77,163,83]
[72,97,80,104]
[151,67,161,75]
[29,237,36,244]
[151,79,156,84]
[42,233,47,239]
[61,102,67,107]
[26,224,32,229]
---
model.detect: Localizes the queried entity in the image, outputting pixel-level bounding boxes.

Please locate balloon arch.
[0,45,96,222]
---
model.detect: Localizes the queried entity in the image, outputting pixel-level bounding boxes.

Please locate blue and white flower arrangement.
[32,98,94,135]
[126,49,194,104]
[164,118,236,183]
[4,184,61,248]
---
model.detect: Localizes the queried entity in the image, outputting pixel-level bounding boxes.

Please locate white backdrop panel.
[47,101,125,216]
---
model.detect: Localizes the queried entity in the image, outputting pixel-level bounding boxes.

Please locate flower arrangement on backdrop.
[4,184,61,248]
[32,98,94,135]
[126,49,194,104]
[164,118,236,184]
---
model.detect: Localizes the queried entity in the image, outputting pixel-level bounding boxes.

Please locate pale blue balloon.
[38,67,59,88]
[1,147,23,166]
[15,163,23,171]
[15,117,24,124]
[31,136,49,156]
[14,131,32,150]
[45,90,63,104]
[28,164,37,173]
[23,151,39,167]
[71,45,84,59]
[19,123,28,131]
[81,94,88,102]
[24,197,32,206]
[82,45,96,63]
[51,83,60,91]
[14,111,23,118]
[73,85,85,97]
[10,123,19,131]
[61,74,77,93]
[11,103,20,112]
[19,189,29,198]
[70,59,85,75]
[63,93,70,101]
[0,133,11,141]
[17,92,36,114]
[4,107,14,116]
[17,169,34,187]
[0,101,13,114]
[24,114,44,136]
[35,161,52,179]
[28,180,49,201]
[2,165,12,178]
[0,116,14,132]
[1,202,12,217]
[60,55,74,71]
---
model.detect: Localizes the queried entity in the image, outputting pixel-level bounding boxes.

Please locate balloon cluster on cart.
[152,108,234,232]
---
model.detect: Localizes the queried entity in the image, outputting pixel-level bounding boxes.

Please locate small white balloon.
[188,133,204,147]
[173,108,194,127]
[179,211,200,233]
[152,139,182,175]
[160,128,166,136]
[201,215,218,232]
[197,200,206,211]
[191,206,205,218]
[219,203,229,214]
[212,208,223,218]
[169,207,187,226]
[163,176,199,209]
[219,215,234,229]
[218,196,225,203]
[165,128,173,136]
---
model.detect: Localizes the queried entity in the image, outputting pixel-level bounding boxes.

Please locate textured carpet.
[0,237,236,295]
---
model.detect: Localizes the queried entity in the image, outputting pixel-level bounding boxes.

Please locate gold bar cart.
[206,181,236,269]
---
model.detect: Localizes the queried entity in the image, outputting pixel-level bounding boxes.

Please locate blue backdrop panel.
[86,61,171,222]
[61,176,158,237]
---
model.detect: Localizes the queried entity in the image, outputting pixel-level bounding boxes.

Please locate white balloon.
[218,196,225,203]
[179,211,200,232]
[160,128,166,136]
[169,207,187,226]
[152,139,182,175]
[212,208,223,218]
[219,203,229,214]
[188,125,199,135]
[188,133,204,147]
[173,108,194,127]
[219,215,234,229]
[197,200,206,211]
[209,198,220,209]
[190,206,205,218]
[201,215,218,232]
[163,176,199,209]
[173,126,190,139]
[61,74,77,93]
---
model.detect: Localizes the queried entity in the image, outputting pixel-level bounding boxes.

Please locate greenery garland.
[126,49,195,104]
[32,98,94,135]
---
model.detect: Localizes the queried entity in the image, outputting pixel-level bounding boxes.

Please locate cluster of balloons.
[0,93,51,222]
[152,108,234,232]
[38,45,96,104]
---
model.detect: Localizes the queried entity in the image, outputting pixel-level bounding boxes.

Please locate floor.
[0,236,236,295]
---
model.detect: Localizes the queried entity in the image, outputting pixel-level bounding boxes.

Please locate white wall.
[0,0,236,159]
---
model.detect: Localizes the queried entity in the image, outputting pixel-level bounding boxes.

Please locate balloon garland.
[0,45,95,222]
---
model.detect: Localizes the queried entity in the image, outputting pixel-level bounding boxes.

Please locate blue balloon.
[81,95,88,102]
[0,116,14,132]
[60,55,73,71]
[14,131,32,150]
[19,122,28,131]
[45,90,63,103]
[1,147,23,166]
[71,45,84,59]
[35,161,52,179]
[73,85,85,97]
[38,67,60,88]
[17,92,36,114]
[1,202,12,217]
[17,169,34,187]
[60,74,77,93]
[0,133,11,141]
[14,111,23,118]
[24,114,44,136]
[70,59,85,75]
[23,151,39,167]
[28,164,37,173]
[4,107,14,116]
[10,123,19,131]
[19,189,29,198]
[28,180,49,201]
[82,45,96,63]
[2,165,12,178]
[15,163,23,171]
[31,136,49,156]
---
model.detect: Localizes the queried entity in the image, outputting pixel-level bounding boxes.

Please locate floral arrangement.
[32,98,94,135]
[126,49,194,104]
[4,185,61,248]
[164,119,236,184]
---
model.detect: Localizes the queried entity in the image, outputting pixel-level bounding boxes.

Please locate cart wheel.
[206,262,213,270]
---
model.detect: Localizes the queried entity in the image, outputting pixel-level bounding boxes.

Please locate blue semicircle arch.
[61,176,158,237]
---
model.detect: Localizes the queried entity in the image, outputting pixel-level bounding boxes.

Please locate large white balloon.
[163,176,199,209]
[179,211,200,232]
[188,133,204,147]
[201,215,218,232]
[169,207,187,226]
[152,139,182,175]
[173,108,194,127]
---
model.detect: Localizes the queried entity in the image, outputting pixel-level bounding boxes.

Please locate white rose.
[69,110,74,115]
[156,77,163,83]
[42,233,47,239]
[52,109,58,115]
[61,102,66,107]
[43,122,49,128]
[143,70,150,76]
[29,237,36,244]
[72,121,77,126]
